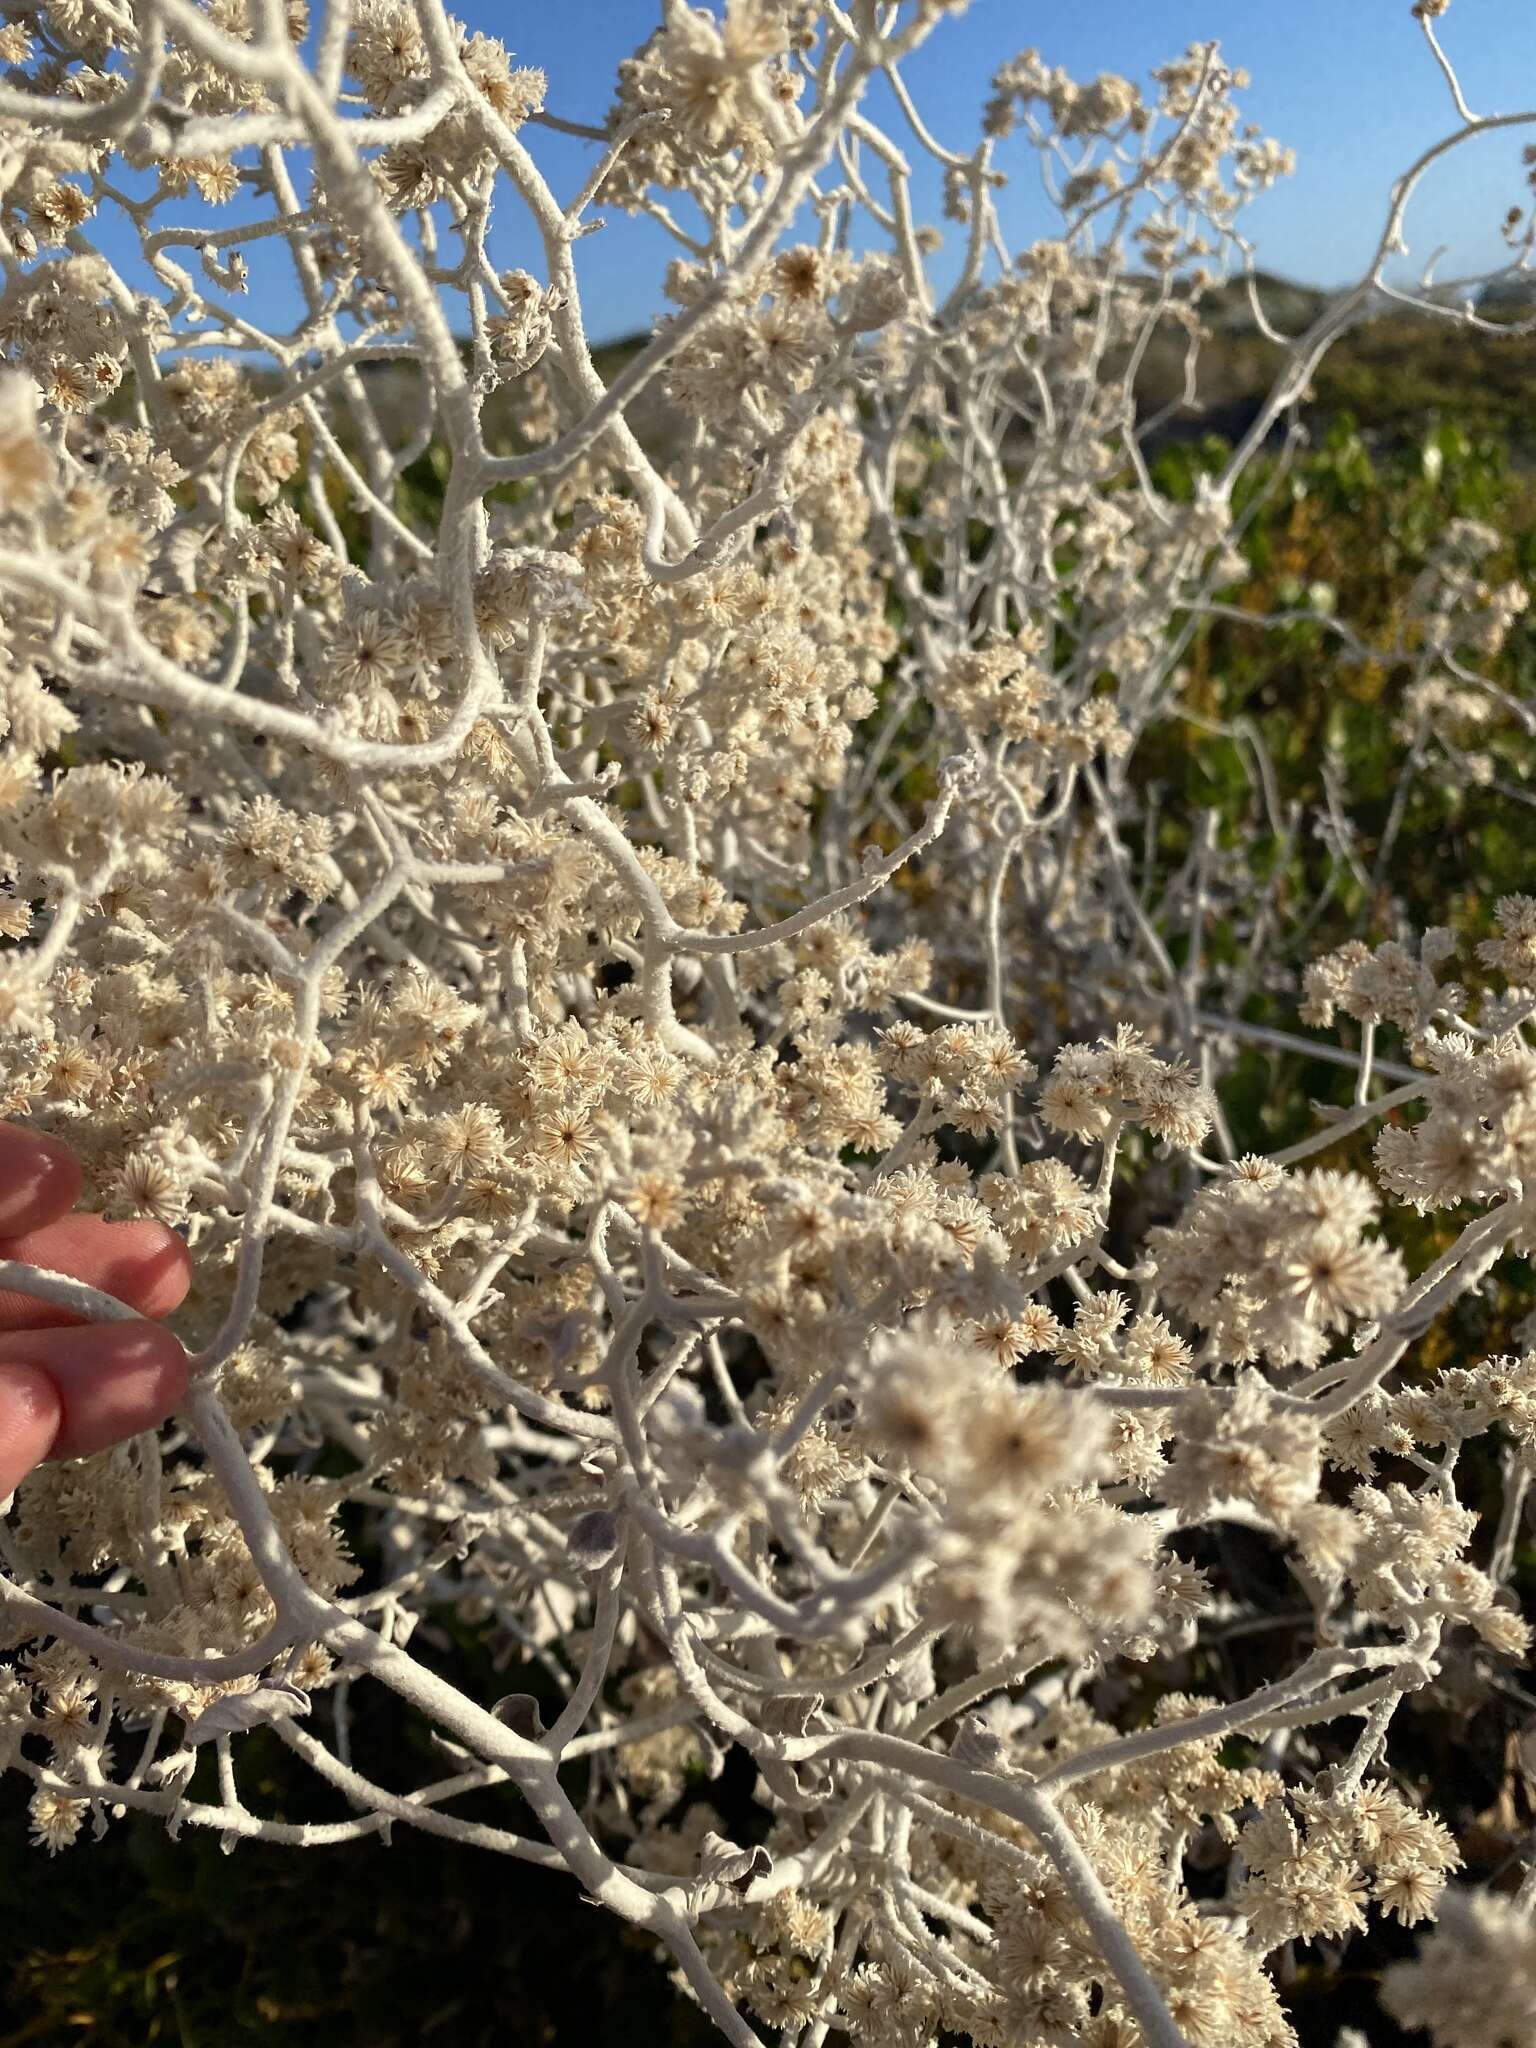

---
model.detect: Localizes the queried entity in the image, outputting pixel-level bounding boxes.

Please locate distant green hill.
[1116,270,1536,457]
[346,270,1536,471]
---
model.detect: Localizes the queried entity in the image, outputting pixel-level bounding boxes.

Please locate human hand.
[0,1123,191,1499]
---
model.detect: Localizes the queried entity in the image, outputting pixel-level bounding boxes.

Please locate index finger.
[0,1124,82,1238]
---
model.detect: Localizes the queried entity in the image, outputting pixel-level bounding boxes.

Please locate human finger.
[0,1214,193,1329]
[0,1362,62,1498]
[0,1322,189,1464]
[0,1123,83,1239]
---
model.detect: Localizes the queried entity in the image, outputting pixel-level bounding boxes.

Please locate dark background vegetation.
[8,285,1536,2045]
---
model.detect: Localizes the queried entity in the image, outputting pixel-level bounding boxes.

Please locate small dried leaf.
[950,1713,1008,1772]
[182,1678,310,1748]
[492,1693,545,1740]
[566,1508,621,1573]
[698,1829,772,1895]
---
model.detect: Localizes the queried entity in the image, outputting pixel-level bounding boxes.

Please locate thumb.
[0,1364,61,1500]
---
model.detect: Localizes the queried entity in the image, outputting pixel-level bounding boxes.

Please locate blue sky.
[88,0,1536,343]
[499,0,1535,337]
